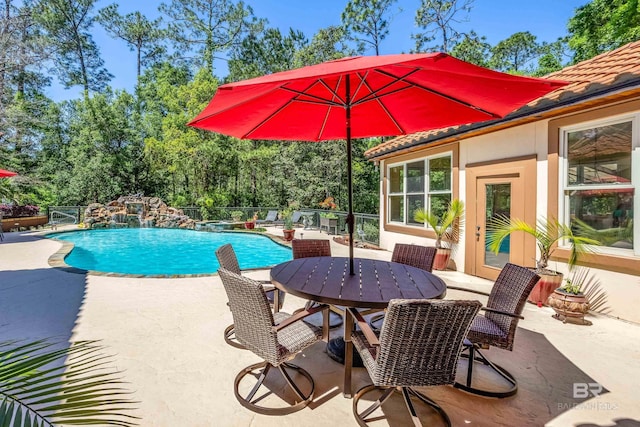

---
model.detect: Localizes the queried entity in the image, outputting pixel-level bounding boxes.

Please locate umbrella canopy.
[189,53,567,274]
[0,169,17,178]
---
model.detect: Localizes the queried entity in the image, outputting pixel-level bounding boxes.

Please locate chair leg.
[454,344,518,398]
[353,385,396,426]
[234,361,315,415]
[353,385,451,427]
[407,388,452,427]
[223,324,247,350]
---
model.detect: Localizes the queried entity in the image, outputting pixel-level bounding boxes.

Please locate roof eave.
[366,78,640,161]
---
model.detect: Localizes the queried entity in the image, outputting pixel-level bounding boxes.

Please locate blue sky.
[48,0,588,101]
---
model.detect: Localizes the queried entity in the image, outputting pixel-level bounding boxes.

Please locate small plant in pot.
[546,268,597,325]
[230,210,244,222]
[280,205,296,241]
[244,214,256,230]
[486,216,600,307]
[413,199,464,270]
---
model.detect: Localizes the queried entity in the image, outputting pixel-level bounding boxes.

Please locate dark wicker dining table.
[270,256,447,397]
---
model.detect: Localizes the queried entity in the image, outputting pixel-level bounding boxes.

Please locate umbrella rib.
[359,78,405,134]
[374,68,501,118]
[351,69,420,105]
[241,97,300,138]
[351,71,370,105]
[316,76,345,140]
[280,86,344,107]
[318,78,347,105]
[243,79,340,137]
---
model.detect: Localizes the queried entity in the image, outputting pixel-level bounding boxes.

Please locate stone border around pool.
[43,228,293,278]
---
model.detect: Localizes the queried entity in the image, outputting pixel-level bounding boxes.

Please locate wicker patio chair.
[368,243,437,331]
[448,262,540,398]
[218,268,329,415]
[215,243,285,349]
[291,239,343,328]
[348,299,481,426]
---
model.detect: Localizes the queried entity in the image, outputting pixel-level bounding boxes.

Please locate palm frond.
[414,199,464,248]
[487,216,600,270]
[0,340,139,427]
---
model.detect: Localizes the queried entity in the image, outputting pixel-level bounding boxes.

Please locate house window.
[562,117,636,253]
[387,154,452,225]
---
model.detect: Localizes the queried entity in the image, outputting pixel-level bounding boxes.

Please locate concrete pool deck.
[1,225,639,426]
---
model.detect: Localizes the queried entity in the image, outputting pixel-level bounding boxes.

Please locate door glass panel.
[485,183,511,268]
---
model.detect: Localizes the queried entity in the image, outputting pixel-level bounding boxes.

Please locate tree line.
[1,0,638,216]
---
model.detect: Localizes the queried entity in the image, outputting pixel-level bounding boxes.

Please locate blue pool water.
[48,228,292,276]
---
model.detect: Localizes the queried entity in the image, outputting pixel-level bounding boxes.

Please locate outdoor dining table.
[270,256,447,398]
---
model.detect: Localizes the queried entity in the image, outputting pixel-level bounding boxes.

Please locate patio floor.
[0,225,639,426]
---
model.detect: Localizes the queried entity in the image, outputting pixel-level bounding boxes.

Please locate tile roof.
[366,40,640,159]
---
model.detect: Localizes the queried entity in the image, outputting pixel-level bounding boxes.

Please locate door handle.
[475,226,481,241]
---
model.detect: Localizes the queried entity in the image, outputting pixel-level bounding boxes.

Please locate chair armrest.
[481,307,524,320]
[238,272,272,287]
[274,303,329,331]
[346,308,379,347]
[261,284,276,293]
[447,285,491,297]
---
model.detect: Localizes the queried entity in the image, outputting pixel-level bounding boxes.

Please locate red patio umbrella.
[189,53,567,274]
[0,169,17,178]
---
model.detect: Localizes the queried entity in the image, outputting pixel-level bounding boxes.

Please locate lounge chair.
[291,211,302,225]
[255,210,278,225]
[274,210,303,228]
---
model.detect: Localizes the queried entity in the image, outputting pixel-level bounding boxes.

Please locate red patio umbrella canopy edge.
[0,168,17,178]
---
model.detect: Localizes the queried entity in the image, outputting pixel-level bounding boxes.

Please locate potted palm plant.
[486,216,600,306]
[280,204,297,241]
[546,268,595,325]
[413,199,464,270]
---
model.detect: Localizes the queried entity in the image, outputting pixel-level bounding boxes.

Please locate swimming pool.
[47,228,292,276]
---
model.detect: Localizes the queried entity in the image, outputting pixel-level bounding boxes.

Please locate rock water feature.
[83,195,196,229]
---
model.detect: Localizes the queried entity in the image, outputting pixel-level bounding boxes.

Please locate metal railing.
[47,206,84,223]
[49,210,78,225]
[47,205,381,245]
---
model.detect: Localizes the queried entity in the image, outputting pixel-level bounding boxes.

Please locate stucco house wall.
[377,113,640,323]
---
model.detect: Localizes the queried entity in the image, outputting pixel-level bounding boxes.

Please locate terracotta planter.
[1,215,48,232]
[547,289,591,325]
[244,221,255,230]
[528,271,563,307]
[283,229,296,241]
[433,248,451,271]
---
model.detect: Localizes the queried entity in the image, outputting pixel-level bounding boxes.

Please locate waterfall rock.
[82,195,195,230]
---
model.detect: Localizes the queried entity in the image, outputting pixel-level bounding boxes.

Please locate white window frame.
[559,112,640,257]
[387,152,453,226]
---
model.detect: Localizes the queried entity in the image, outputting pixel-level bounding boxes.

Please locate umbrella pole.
[346,79,355,276]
